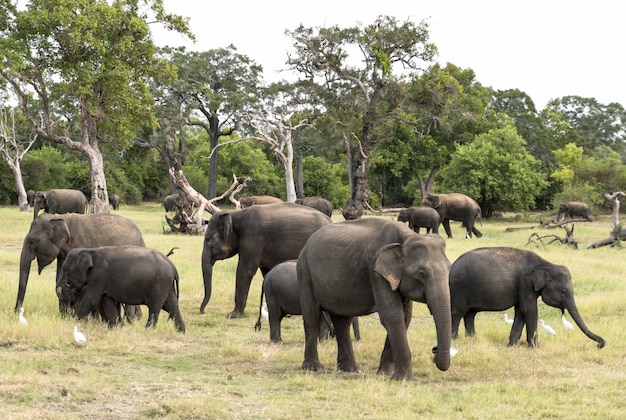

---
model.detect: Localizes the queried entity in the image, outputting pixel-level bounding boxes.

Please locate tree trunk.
[342,141,370,220]
[283,141,297,202]
[82,146,110,213]
[5,157,29,211]
[296,152,304,199]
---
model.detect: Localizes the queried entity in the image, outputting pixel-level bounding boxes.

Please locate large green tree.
[0,0,190,212]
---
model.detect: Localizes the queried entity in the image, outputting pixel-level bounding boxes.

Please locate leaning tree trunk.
[84,147,110,213]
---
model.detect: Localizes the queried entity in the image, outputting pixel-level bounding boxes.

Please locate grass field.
[0,204,624,419]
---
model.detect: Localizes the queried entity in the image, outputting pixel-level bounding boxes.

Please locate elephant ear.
[77,251,94,273]
[219,213,233,238]
[531,265,551,291]
[49,218,71,250]
[374,243,403,291]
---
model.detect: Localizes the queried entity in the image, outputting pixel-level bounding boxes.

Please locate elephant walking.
[201,203,332,317]
[421,192,482,238]
[33,189,88,219]
[557,201,591,221]
[297,218,452,380]
[449,247,605,348]
[397,206,440,234]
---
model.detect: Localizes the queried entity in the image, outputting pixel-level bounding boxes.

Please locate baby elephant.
[397,206,440,234]
[254,260,360,343]
[60,245,186,333]
[449,247,604,348]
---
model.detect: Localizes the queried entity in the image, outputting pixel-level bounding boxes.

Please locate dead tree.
[586,191,625,248]
[527,224,578,249]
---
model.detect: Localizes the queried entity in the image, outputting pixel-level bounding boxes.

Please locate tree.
[439,125,547,216]
[0,0,191,212]
[286,15,437,219]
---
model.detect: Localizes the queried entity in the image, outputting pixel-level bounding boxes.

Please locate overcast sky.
[155,0,625,110]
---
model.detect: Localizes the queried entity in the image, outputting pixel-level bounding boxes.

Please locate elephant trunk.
[427,283,452,371]
[16,244,34,312]
[200,247,213,314]
[566,302,605,348]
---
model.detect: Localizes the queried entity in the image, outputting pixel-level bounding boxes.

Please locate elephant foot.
[376,363,394,377]
[227,310,245,319]
[302,360,324,372]
[392,370,415,381]
[337,361,360,373]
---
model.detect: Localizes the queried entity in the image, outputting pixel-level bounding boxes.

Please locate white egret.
[540,319,556,336]
[561,314,574,331]
[261,303,269,321]
[450,348,458,358]
[502,314,514,325]
[73,325,87,345]
[18,307,28,326]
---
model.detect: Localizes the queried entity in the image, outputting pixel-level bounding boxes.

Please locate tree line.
[1,1,625,216]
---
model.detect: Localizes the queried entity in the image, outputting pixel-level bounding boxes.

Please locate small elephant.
[397,206,440,234]
[421,192,482,238]
[254,260,360,343]
[295,197,333,217]
[109,194,120,210]
[449,247,605,348]
[201,203,332,317]
[163,193,180,212]
[298,218,452,380]
[26,189,35,207]
[33,189,88,219]
[557,201,591,221]
[61,245,185,333]
[239,195,283,208]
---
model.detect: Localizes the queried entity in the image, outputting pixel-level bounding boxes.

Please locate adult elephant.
[557,201,591,221]
[295,197,333,217]
[449,247,605,348]
[163,193,180,212]
[254,260,360,343]
[397,206,440,234]
[421,192,482,238]
[33,189,88,219]
[239,195,283,208]
[201,202,332,317]
[109,194,120,210]
[60,246,185,333]
[16,213,146,313]
[297,218,452,380]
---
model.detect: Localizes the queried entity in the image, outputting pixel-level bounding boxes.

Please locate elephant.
[26,189,35,207]
[33,189,88,220]
[201,202,332,317]
[163,193,180,212]
[16,213,146,314]
[420,192,483,238]
[397,206,440,234]
[557,201,591,221]
[297,218,452,380]
[254,260,360,343]
[295,197,333,217]
[449,247,605,348]
[60,245,185,333]
[109,194,120,210]
[239,195,283,208]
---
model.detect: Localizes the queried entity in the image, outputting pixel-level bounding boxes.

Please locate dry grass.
[0,205,624,419]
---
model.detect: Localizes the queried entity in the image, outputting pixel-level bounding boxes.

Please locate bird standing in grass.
[74,326,87,345]
[261,303,269,321]
[540,319,556,336]
[561,314,574,331]
[502,314,513,325]
[18,307,28,326]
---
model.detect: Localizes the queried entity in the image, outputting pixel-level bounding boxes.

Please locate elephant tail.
[254,287,265,332]
[166,247,179,257]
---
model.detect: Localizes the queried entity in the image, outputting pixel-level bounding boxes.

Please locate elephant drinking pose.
[449,247,605,348]
[557,201,591,221]
[33,189,88,219]
[201,203,332,317]
[397,206,440,234]
[254,260,360,343]
[297,218,452,380]
[16,213,145,314]
[60,246,185,333]
[421,192,482,238]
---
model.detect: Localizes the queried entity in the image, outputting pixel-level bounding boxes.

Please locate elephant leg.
[377,298,413,380]
[301,304,324,372]
[471,226,483,238]
[524,307,539,348]
[464,310,477,336]
[442,220,453,238]
[268,311,284,343]
[351,318,360,341]
[162,291,186,333]
[100,296,121,327]
[231,262,259,318]
[331,315,359,373]
[75,290,101,320]
[145,307,160,329]
[451,313,462,339]
[508,307,526,346]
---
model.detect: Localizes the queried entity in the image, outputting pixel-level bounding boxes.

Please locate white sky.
[155,0,625,110]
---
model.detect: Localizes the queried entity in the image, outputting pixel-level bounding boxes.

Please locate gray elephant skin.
[239,195,283,208]
[163,193,180,212]
[295,197,333,217]
[421,192,482,238]
[201,203,332,317]
[33,189,88,219]
[449,247,605,348]
[61,245,185,333]
[109,194,120,210]
[254,260,360,343]
[16,213,146,314]
[397,206,440,234]
[26,189,35,207]
[557,201,591,221]
[297,218,452,380]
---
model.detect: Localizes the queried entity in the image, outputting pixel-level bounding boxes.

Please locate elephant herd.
[15,197,604,381]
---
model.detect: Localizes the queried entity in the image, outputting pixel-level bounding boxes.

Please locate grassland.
[0,204,624,419]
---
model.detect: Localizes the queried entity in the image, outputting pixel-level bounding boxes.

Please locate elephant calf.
[61,245,186,333]
[397,206,440,234]
[254,260,360,343]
